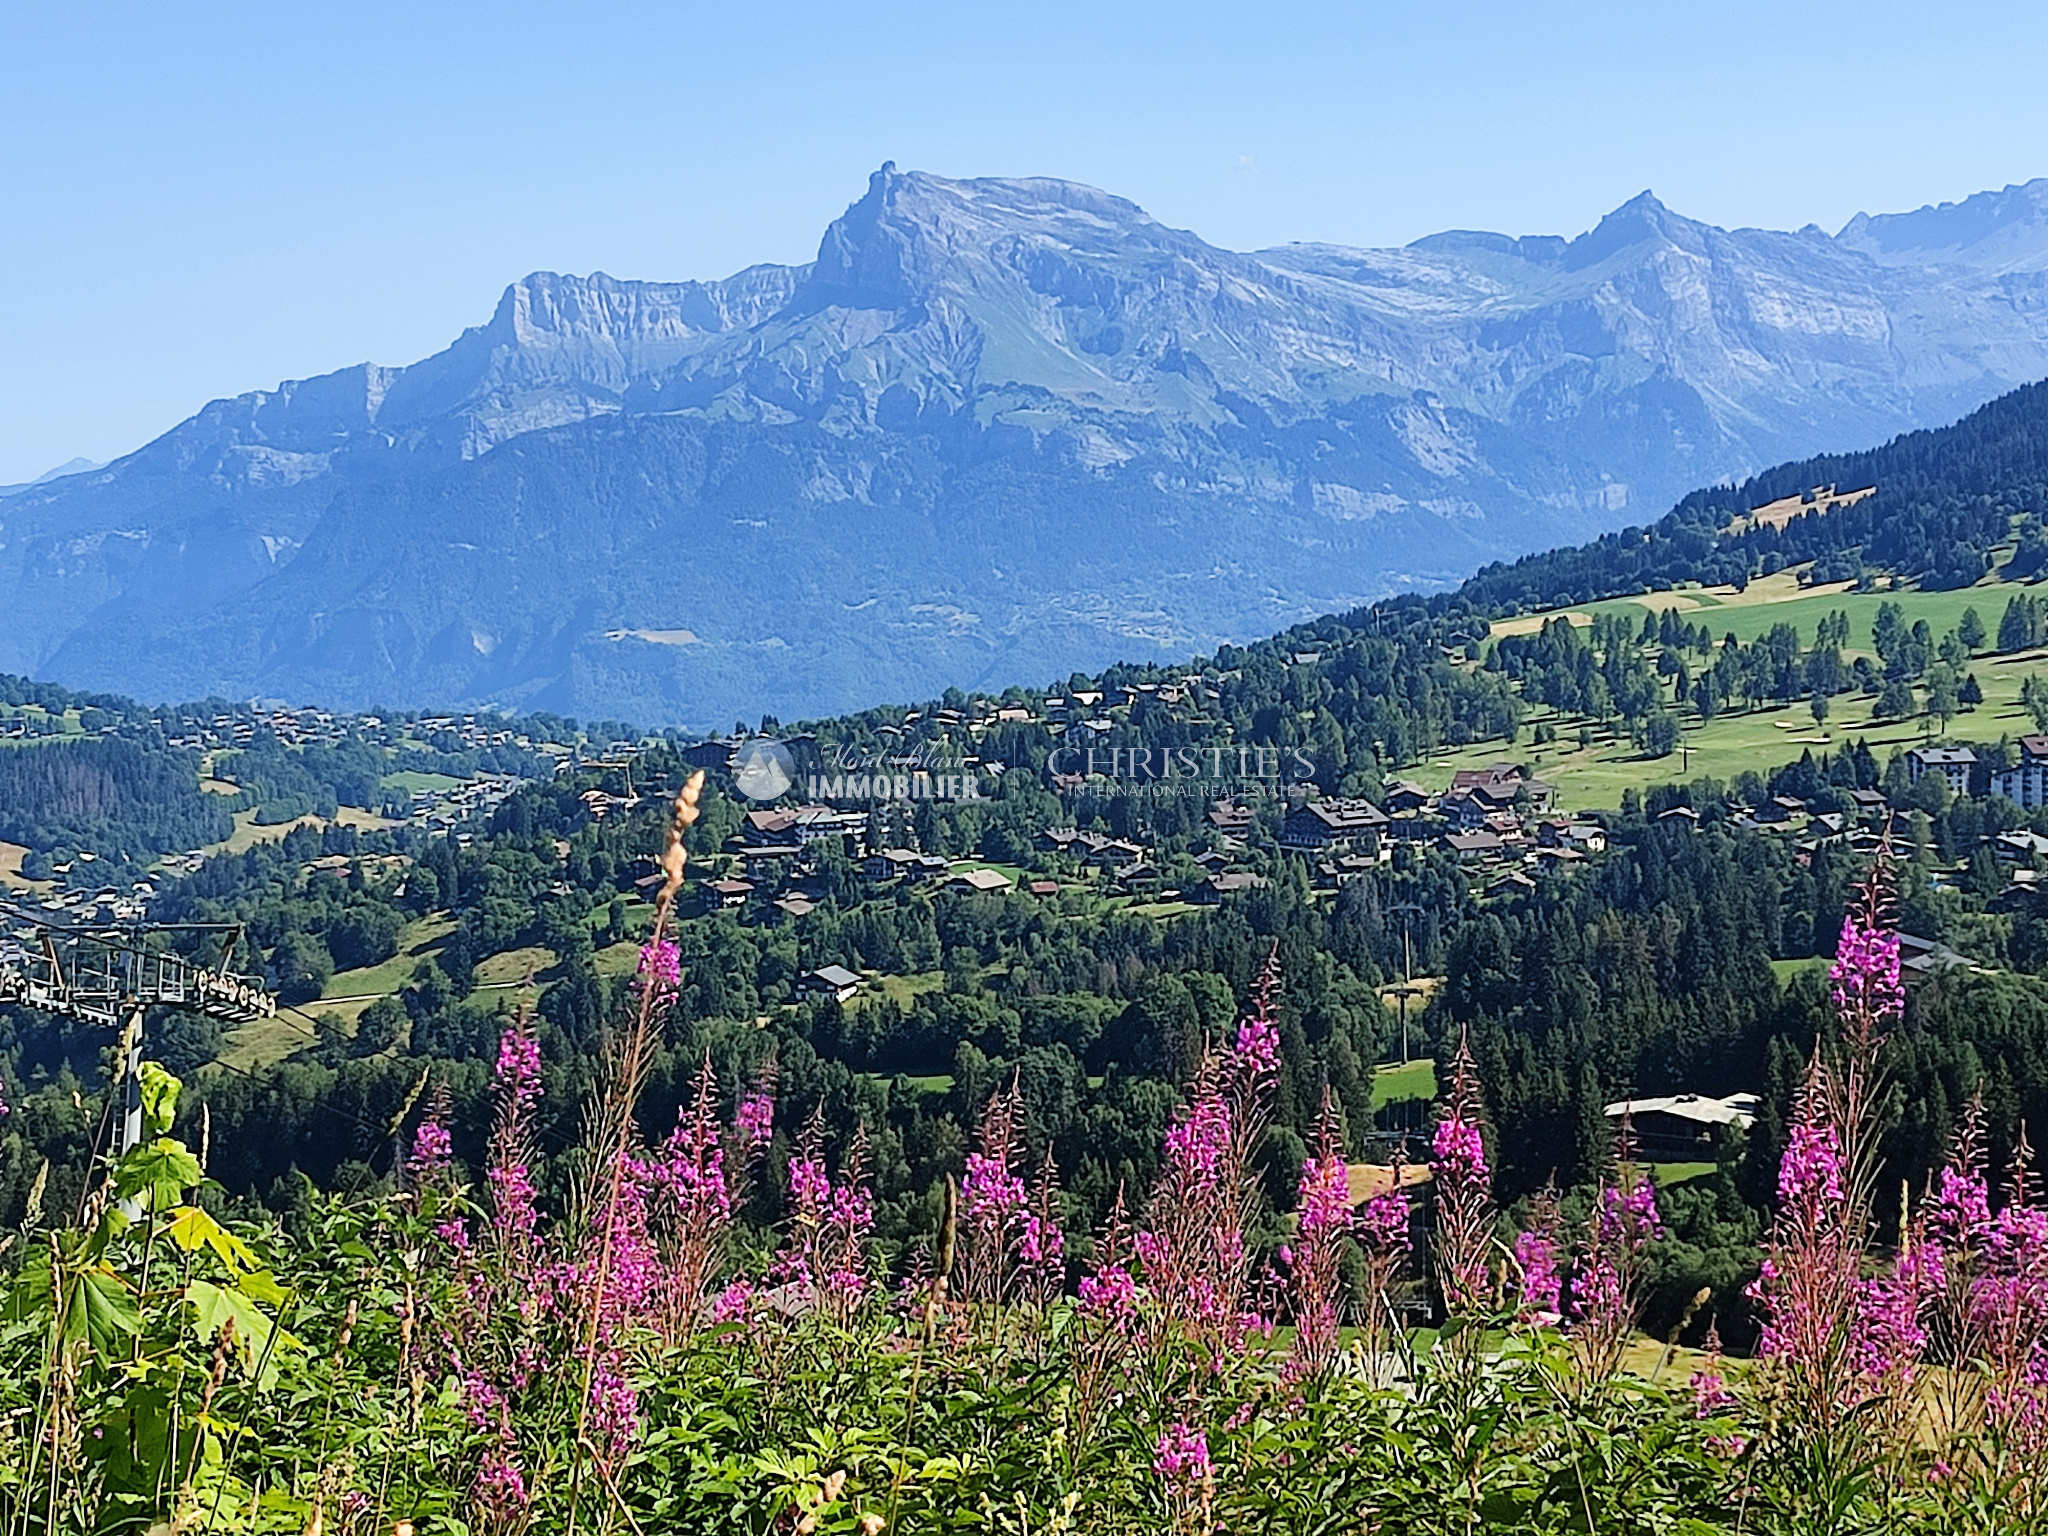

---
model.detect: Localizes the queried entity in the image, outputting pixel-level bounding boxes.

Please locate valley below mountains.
[14,167,2048,728]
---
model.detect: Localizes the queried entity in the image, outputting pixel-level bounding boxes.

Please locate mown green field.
[1372,1058,1437,1106]
[379,769,463,796]
[1417,569,2048,811]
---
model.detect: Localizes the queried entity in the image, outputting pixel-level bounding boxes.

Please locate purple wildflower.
[735,1090,774,1149]
[637,936,681,990]
[408,1116,453,1178]
[1153,1421,1212,1482]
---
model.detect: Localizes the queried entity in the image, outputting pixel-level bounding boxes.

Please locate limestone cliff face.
[13,167,2048,726]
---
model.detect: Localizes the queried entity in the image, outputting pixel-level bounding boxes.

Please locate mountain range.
[12,167,2048,729]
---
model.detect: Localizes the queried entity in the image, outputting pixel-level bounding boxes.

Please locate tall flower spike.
[1430,1025,1496,1314]
[1288,1087,1352,1379]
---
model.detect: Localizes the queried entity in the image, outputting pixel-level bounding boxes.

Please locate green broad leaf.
[113,1138,202,1211]
[1,1247,54,1325]
[161,1205,258,1273]
[137,1061,182,1136]
[234,1268,290,1306]
[61,1264,141,1352]
[186,1278,298,1388]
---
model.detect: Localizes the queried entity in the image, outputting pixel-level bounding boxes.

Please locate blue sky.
[5,0,2048,483]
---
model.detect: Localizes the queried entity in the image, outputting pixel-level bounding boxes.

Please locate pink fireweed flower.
[1432,1113,1488,1192]
[1430,1029,1498,1313]
[789,1156,831,1214]
[735,1090,774,1149]
[1597,1175,1666,1247]
[1233,1015,1280,1077]
[1078,1262,1138,1325]
[1297,1152,1352,1236]
[1691,1321,1736,1417]
[494,1026,541,1109]
[1514,1227,1562,1325]
[408,1116,453,1178]
[1928,1163,1992,1252]
[1851,1230,1937,1381]
[711,1277,755,1322]
[1829,911,1903,1027]
[1164,1090,1234,1190]
[1019,1209,1064,1271]
[474,1449,530,1521]
[1777,1122,1846,1210]
[962,1150,1029,1225]
[487,1161,540,1245]
[586,1347,639,1462]
[636,936,681,990]
[1359,1183,1412,1255]
[825,1176,877,1297]
[1153,1421,1212,1482]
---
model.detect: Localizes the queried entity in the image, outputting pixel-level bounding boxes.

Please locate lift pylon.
[0,902,275,1154]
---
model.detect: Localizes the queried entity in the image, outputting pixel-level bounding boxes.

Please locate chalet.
[680,738,739,773]
[1382,781,1432,816]
[1485,868,1537,898]
[1537,819,1607,854]
[771,893,817,922]
[1207,801,1255,832]
[1192,848,1234,872]
[737,844,801,872]
[948,867,1016,893]
[1993,736,2048,808]
[1279,798,1389,854]
[1900,931,1977,980]
[1439,793,1492,831]
[780,805,867,846]
[1605,1092,1758,1157]
[1315,854,1379,888]
[802,964,863,1004]
[1192,871,1268,903]
[863,848,948,882]
[1751,796,1802,826]
[1443,829,1505,863]
[705,877,754,909]
[1906,746,1979,796]
[1027,880,1060,897]
[1087,838,1147,868]
[1846,788,1889,818]
[741,808,799,844]
[1996,829,2048,864]
[1114,859,1161,890]
[1450,763,1554,814]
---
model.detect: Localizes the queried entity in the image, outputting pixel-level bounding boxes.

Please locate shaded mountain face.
[13,166,2048,728]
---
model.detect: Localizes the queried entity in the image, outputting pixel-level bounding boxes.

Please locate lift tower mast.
[0,904,276,1153]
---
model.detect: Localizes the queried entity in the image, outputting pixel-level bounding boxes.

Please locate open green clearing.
[1647,1161,1719,1188]
[1416,568,2048,811]
[1372,1058,1437,1106]
[380,770,463,796]
[322,916,456,1002]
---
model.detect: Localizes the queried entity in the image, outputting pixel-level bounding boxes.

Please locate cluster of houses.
[1271,764,1605,890]
[408,773,527,834]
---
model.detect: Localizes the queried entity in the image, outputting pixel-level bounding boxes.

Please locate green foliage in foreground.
[0,1103,2027,1535]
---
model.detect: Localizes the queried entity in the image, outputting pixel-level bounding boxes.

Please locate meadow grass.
[1372,1058,1437,1106]
[1418,568,2048,811]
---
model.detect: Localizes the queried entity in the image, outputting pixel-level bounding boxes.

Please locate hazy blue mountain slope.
[14,166,2048,727]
